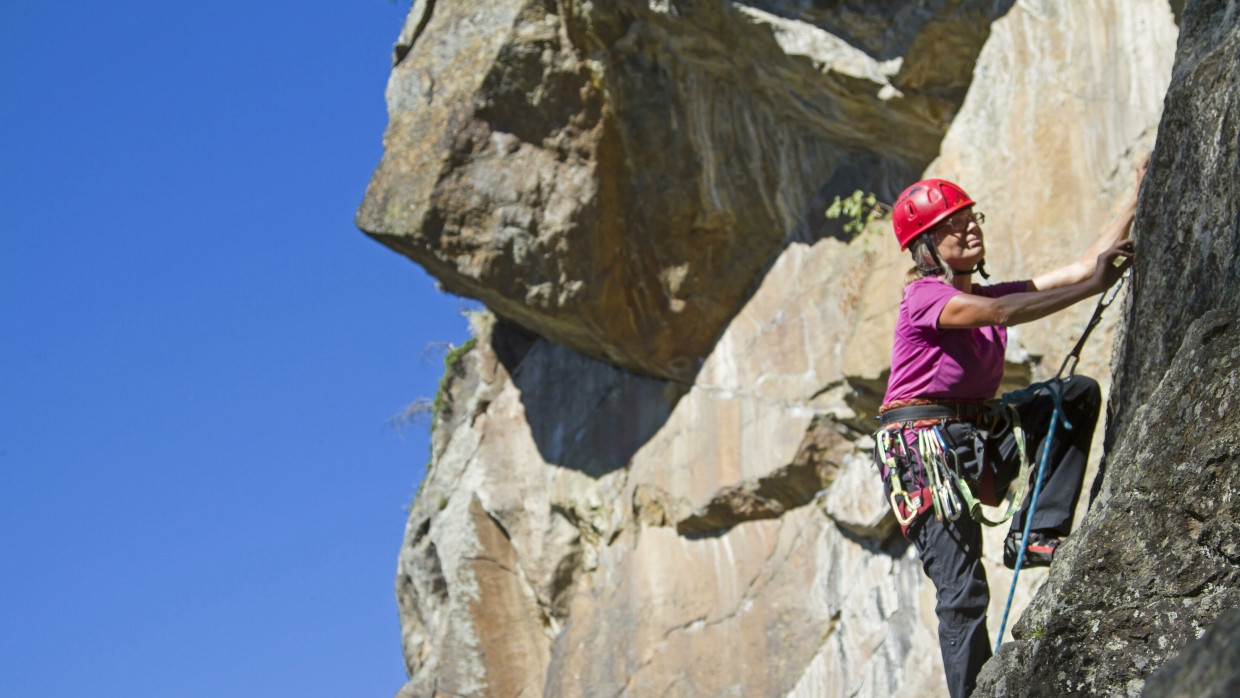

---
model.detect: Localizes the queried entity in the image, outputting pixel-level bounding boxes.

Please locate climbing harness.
[875,401,1032,530]
[992,269,1131,652]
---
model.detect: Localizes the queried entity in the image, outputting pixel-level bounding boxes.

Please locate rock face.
[357,0,1021,382]
[975,314,1240,697]
[974,2,1240,695]
[1142,607,1240,698]
[359,1,1208,697]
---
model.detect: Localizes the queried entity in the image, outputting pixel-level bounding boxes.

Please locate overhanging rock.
[358,0,1014,381]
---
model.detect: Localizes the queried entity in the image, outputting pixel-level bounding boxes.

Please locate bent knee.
[1066,375,1101,411]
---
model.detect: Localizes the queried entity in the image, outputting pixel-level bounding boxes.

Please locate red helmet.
[891,178,976,249]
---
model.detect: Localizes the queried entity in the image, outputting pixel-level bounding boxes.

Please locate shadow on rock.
[492,319,688,478]
[745,0,1017,64]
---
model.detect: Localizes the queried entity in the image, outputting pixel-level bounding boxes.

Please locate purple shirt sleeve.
[905,279,962,336]
[907,279,1030,334]
[975,280,1031,299]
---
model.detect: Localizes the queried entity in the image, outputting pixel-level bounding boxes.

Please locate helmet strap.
[950,260,991,279]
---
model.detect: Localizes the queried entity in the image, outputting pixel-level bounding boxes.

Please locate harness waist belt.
[878,403,989,425]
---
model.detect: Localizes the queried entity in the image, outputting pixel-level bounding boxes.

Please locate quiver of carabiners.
[874,405,1030,534]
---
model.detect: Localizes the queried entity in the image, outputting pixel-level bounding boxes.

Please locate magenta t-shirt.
[882,277,1030,403]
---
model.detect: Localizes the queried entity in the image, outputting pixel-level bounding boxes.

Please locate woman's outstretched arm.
[938,240,1133,329]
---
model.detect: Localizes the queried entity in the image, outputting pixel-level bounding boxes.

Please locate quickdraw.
[876,430,920,527]
[918,426,963,522]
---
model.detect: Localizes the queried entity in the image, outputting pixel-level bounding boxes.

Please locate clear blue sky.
[1,3,475,696]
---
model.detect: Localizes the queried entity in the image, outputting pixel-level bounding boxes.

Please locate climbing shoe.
[1003,530,1060,569]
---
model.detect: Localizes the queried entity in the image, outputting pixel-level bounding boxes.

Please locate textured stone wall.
[394,239,954,697]
[1143,607,1240,698]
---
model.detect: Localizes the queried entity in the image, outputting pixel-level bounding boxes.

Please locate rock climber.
[873,159,1146,697]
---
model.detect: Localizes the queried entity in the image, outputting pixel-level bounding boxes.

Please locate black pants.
[895,376,1101,697]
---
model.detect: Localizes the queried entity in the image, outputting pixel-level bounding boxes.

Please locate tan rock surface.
[548,508,943,697]
[396,294,956,697]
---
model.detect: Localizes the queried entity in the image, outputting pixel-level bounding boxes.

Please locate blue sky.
[1,3,474,696]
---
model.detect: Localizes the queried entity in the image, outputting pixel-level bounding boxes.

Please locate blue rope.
[993,379,1071,653]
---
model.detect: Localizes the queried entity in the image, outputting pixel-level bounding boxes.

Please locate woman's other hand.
[1093,239,1134,291]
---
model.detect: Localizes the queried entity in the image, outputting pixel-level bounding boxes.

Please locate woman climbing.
[874,159,1145,698]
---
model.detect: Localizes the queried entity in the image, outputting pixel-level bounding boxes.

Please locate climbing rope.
[993,269,1130,652]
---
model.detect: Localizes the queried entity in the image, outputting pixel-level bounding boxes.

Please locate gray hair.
[906,234,953,285]
[904,233,989,285]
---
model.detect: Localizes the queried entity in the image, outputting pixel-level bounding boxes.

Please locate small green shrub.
[431,337,477,428]
[389,337,479,436]
[825,190,890,239]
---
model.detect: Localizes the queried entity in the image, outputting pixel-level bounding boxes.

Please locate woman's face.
[932,207,985,269]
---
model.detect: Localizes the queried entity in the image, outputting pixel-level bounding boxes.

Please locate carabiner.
[890,489,920,526]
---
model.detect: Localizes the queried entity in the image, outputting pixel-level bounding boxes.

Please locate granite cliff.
[354,1,1238,695]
